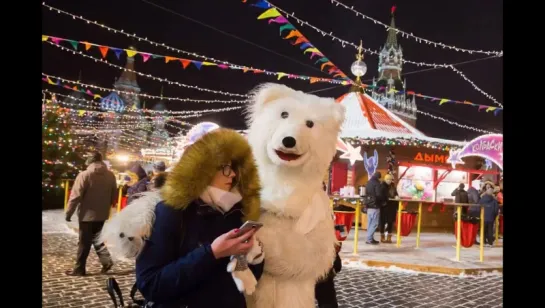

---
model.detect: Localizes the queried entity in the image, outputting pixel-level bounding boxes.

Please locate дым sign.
[414,152,450,164]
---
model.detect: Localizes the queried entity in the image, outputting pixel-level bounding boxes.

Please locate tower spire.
[114,46,140,91]
[386,6,398,48]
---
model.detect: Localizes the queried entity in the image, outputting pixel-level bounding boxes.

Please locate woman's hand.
[211,229,256,259]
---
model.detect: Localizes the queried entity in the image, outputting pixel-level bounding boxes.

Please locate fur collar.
[161,128,261,221]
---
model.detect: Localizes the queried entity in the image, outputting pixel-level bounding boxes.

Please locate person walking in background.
[65,152,117,276]
[148,161,167,190]
[379,174,398,244]
[365,172,386,245]
[126,163,149,204]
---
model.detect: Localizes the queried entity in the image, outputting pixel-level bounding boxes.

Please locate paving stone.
[43,210,503,307]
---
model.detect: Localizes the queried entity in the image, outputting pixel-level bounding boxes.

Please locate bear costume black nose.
[282,136,296,148]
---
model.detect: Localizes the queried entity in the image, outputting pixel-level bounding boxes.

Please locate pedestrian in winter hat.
[154,161,166,173]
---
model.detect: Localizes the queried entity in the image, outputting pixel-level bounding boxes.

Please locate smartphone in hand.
[236,220,263,238]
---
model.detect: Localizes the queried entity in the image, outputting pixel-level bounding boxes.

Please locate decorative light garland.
[44,41,250,98]
[42,74,249,104]
[330,0,502,56]
[42,35,350,86]
[45,90,246,115]
[342,136,459,151]
[255,1,503,107]
[416,109,495,134]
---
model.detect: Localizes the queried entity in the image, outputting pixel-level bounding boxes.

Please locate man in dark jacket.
[66,152,117,276]
[451,183,469,204]
[365,172,386,245]
[473,188,499,246]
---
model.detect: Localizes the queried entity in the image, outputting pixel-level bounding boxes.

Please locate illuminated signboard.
[413,152,450,164]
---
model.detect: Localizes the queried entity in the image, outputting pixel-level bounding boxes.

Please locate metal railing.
[331,197,502,262]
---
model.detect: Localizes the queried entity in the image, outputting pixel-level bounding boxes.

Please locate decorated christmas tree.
[42,96,87,209]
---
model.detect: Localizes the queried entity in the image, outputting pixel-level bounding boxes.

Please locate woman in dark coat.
[379,174,398,243]
[135,129,264,308]
[127,163,149,204]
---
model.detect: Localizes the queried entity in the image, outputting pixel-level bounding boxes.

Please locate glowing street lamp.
[350,40,367,82]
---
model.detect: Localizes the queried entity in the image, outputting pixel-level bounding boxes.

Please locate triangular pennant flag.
[300,42,313,50]
[478,105,488,112]
[180,59,191,69]
[217,64,229,69]
[242,67,250,73]
[202,62,217,66]
[293,36,309,45]
[72,86,79,91]
[310,52,323,59]
[277,73,287,80]
[193,61,203,70]
[494,109,501,116]
[63,85,72,89]
[315,58,329,64]
[439,99,449,105]
[47,77,56,85]
[78,110,86,116]
[406,91,415,96]
[284,30,302,39]
[252,0,271,9]
[253,69,264,74]
[165,56,177,63]
[309,77,319,84]
[268,16,289,24]
[126,49,137,58]
[42,35,49,41]
[151,54,162,59]
[93,94,102,99]
[50,37,61,44]
[99,46,109,58]
[320,61,334,70]
[86,90,93,96]
[257,8,281,19]
[112,48,123,59]
[279,23,296,34]
[463,101,473,105]
[82,42,92,50]
[141,53,151,62]
[68,40,78,50]
[485,107,497,112]
[303,47,321,54]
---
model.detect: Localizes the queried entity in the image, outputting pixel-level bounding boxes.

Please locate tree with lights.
[42,96,87,209]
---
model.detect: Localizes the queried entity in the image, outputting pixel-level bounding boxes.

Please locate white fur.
[245,83,345,308]
[98,191,161,259]
[227,257,258,296]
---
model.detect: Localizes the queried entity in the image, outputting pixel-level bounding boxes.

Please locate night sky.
[41,0,503,141]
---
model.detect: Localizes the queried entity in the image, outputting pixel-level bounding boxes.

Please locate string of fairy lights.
[42,2,502,108]
[44,41,250,98]
[329,0,502,56]
[261,1,503,107]
[41,1,501,189]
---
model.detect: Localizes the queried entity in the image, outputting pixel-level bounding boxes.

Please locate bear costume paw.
[246,238,265,265]
[227,256,258,295]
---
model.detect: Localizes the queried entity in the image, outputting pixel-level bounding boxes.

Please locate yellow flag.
[202,62,216,66]
[439,99,449,105]
[486,107,496,112]
[47,77,56,85]
[257,8,281,19]
[126,49,137,58]
[93,94,102,99]
[303,48,320,54]
[277,73,287,80]
[78,110,86,116]
[42,35,49,41]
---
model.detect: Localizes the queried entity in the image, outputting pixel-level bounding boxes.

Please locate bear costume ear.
[329,101,346,129]
[246,83,292,124]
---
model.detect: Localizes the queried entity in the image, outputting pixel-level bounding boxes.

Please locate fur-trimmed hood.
[161,128,261,221]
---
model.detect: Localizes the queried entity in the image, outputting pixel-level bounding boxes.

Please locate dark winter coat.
[365,173,385,209]
[135,129,262,308]
[469,194,499,223]
[451,188,469,204]
[381,182,399,209]
[66,162,117,222]
[467,187,480,204]
[127,164,149,204]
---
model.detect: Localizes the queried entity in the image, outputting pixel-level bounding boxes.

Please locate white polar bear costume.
[245,83,346,308]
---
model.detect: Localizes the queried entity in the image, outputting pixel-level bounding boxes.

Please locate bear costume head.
[246,83,345,192]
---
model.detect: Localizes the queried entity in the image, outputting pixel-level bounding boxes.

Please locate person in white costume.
[244,83,346,308]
